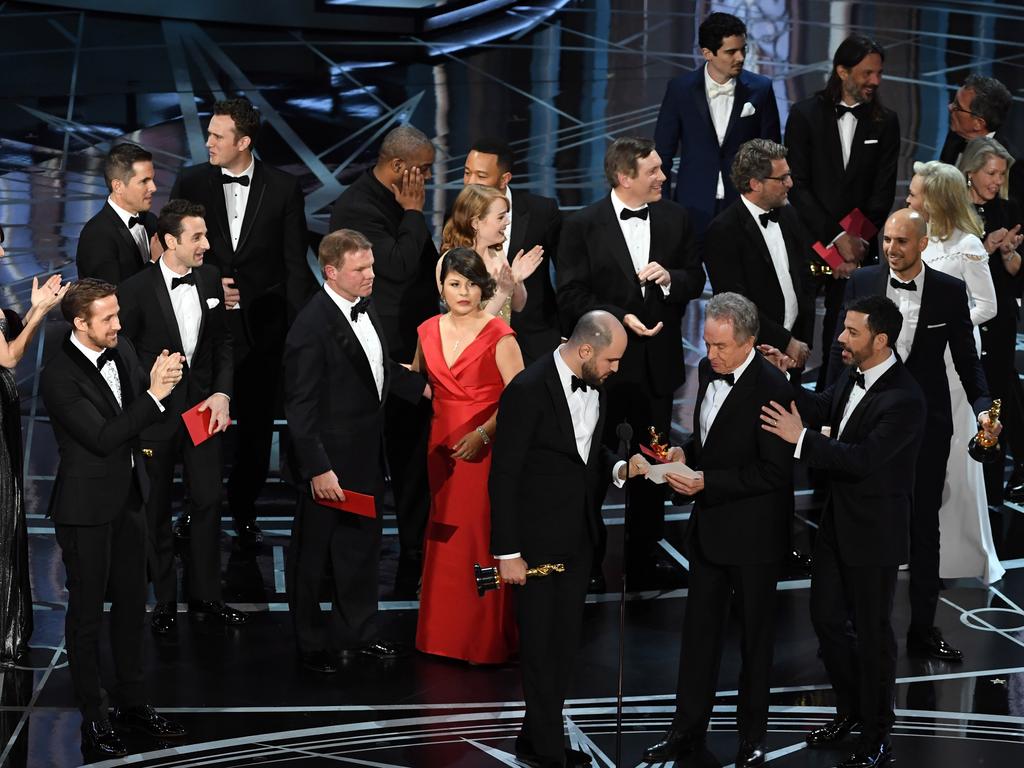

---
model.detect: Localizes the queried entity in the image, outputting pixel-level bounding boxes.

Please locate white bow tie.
[707,79,735,99]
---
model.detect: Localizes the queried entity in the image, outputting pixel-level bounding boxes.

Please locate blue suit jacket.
[654,66,780,239]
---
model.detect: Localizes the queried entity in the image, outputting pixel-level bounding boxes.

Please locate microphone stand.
[614,420,633,768]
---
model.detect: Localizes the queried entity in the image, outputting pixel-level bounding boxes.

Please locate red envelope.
[840,208,878,241]
[812,241,845,270]
[639,444,672,464]
[181,402,213,446]
[315,490,376,519]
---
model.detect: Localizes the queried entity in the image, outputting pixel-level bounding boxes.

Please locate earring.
[967,176,973,188]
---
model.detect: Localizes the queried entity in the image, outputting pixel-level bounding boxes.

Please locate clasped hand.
[148,350,185,400]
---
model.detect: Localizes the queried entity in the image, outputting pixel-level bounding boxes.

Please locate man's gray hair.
[706,292,759,341]
[730,139,787,194]
[379,124,432,161]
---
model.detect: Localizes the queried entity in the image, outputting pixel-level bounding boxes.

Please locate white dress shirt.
[323,284,384,400]
[503,185,513,247]
[885,263,925,362]
[835,101,861,169]
[609,190,671,298]
[107,197,150,263]
[158,258,202,366]
[222,158,254,251]
[739,196,798,331]
[704,64,735,200]
[699,347,755,442]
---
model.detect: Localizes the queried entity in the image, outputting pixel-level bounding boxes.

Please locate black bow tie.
[221,174,250,186]
[171,273,195,289]
[836,103,866,119]
[851,370,866,389]
[350,297,371,321]
[890,277,917,291]
[758,208,780,228]
[571,375,589,393]
[96,348,118,370]
[620,207,649,222]
[709,369,735,386]
[127,215,143,229]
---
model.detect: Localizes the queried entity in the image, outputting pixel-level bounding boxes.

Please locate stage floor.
[2,0,1024,766]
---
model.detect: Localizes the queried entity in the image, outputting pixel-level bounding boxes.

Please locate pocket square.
[863,139,879,145]
[740,101,756,118]
[206,298,220,309]
[926,322,946,329]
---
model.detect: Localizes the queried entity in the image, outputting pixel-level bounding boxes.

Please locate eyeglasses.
[763,173,792,182]
[948,98,981,119]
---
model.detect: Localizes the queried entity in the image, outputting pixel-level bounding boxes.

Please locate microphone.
[616,421,633,445]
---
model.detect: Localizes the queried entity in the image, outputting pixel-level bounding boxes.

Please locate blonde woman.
[906,160,1003,584]
[439,184,543,322]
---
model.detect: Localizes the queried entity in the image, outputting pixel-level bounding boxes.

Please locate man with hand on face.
[118,199,246,636]
[170,97,315,546]
[283,229,428,674]
[643,293,794,768]
[41,279,187,759]
[77,143,159,284]
[557,136,705,589]
[760,295,925,768]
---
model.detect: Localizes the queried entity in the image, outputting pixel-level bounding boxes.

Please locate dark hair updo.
[439,247,496,302]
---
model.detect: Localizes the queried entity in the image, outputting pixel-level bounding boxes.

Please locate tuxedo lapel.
[323,294,377,398]
[690,73,715,140]
[64,337,122,415]
[205,167,231,260]
[235,161,266,256]
[586,388,608,467]
[599,198,643,289]
[700,356,756,456]
[106,204,146,265]
[845,113,872,175]
[150,266,186,354]
[737,204,774,267]
[907,265,935,362]
[543,361,583,464]
[822,102,846,180]
[367,303,390,400]
[193,270,209,352]
[722,76,749,146]
[507,191,529,263]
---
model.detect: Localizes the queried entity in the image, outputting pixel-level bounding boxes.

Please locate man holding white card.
[643,293,794,768]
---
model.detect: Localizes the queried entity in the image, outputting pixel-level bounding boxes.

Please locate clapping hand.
[148,350,184,401]
[30,274,68,314]
[511,245,543,284]
[495,262,515,297]
[637,261,671,287]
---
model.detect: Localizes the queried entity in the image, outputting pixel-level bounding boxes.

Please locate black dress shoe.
[836,742,894,767]
[1005,466,1024,503]
[81,719,127,757]
[235,520,264,545]
[642,728,703,762]
[907,626,963,662]
[340,640,407,661]
[151,602,177,635]
[516,747,592,767]
[188,600,248,626]
[111,704,187,738]
[737,739,766,766]
[806,715,860,746]
[173,512,191,540]
[298,650,338,674]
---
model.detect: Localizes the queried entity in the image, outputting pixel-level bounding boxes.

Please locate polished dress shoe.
[151,602,177,635]
[642,728,703,762]
[516,747,593,767]
[298,650,338,674]
[339,640,407,661]
[806,715,860,746]
[81,720,127,757]
[188,600,248,626]
[736,739,766,766]
[836,742,894,767]
[235,520,264,545]
[1005,466,1024,502]
[110,704,187,738]
[173,512,191,540]
[907,626,963,662]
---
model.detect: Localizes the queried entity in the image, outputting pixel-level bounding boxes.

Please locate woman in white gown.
[906,161,1005,584]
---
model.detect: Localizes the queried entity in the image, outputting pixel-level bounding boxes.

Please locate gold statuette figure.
[474,562,566,596]
[968,398,1001,463]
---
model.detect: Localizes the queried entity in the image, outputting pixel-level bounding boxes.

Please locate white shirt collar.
[858,350,897,391]
[721,346,757,384]
[739,193,774,220]
[221,157,255,180]
[158,257,193,291]
[323,281,362,317]
[553,346,593,395]
[609,188,647,218]
[107,197,143,228]
[703,63,736,92]
[70,330,104,366]
[888,262,924,285]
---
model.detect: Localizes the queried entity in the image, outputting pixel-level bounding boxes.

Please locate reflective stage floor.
[1,0,1024,766]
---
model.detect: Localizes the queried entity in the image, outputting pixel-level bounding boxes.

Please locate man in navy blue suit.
[654,12,781,244]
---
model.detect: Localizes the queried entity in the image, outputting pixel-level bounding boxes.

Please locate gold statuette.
[474,562,566,596]
[968,399,1001,463]
[647,426,670,462]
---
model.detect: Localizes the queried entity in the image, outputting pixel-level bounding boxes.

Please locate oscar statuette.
[473,562,566,596]
[968,399,1001,463]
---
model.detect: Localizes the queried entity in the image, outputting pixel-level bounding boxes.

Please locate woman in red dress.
[413,247,525,663]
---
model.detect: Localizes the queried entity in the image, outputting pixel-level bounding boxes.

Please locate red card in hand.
[181,402,213,446]
[812,241,845,270]
[315,490,376,519]
[841,208,878,241]
[639,444,672,464]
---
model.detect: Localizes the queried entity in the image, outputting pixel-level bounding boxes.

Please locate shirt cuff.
[660,282,671,297]
[211,392,231,401]
[794,427,807,458]
[148,391,166,413]
[495,553,521,560]
[612,460,627,488]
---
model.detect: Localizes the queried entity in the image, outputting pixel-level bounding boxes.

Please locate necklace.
[446,314,472,353]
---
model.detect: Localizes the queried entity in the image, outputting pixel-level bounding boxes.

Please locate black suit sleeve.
[664,217,704,304]
[76,221,123,284]
[205,268,234,397]
[387,358,426,404]
[540,198,563,268]
[785,106,843,244]
[556,213,627,326]
[653,79,684,200]
[282,176,316,317]
[282,321,331,480]
[489,378,539,557]
[861,114,900,234]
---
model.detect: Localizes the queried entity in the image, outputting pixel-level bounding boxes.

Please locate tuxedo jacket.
[654,67,781,237]
[976,197,1024,386]
[328,170,439,362]
[794,359,925,566]
[170,160,315,343]
[556,197,705,396]
[703,199,815,350]
[489,353,617,562]
[785,93,900,254]
[506,188,563,360]
[940,130,1024,209]
[283,290,425,499]
[40,334,161,525]
[75,203,157,284]
[117,262,233,440]
[827,264,991,438]
[681,354,794,565]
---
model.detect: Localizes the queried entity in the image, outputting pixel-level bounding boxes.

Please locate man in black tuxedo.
[40,279,186,759]
[170,97,315,545]
[328,124,438,593]
[462,137,562,363]
[118,200,247,635]
[643,293,794,768]
[826,209,999,662]
[557,136,705,587]
[763,295,925,768]
[939,74,1023,207]
[784,35,899,388]
[76,143,158,284]
[704,139,814,367]
[491,310,638,768]
[283,229,428,673]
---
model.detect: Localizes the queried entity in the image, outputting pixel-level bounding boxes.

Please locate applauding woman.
[413,248,525,663]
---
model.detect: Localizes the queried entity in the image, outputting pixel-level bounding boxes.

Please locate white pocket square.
[740,101,756,118]
[864,139,879,145]
[206,298,220,309]
[926,322,946,329]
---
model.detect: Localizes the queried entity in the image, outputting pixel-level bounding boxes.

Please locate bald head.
[882,208,928,280]
[563,311,627,388]
[888,208,927,239]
